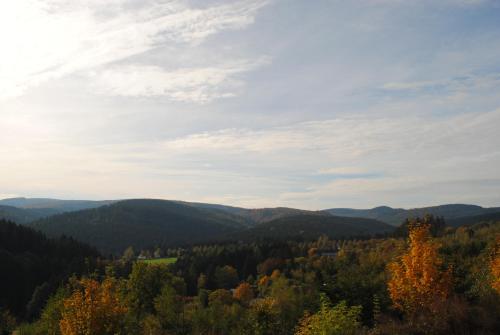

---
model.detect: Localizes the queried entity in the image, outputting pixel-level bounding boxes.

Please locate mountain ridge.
[30,199,392,254]
[325,204,500,226]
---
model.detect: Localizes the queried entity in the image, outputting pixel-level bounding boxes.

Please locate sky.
[1,0,500,209]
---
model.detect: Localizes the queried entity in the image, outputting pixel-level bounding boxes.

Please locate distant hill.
[227,214,394,241]
[24,197,500,253]
[31,199,393,254]
[447,211,500,227]
[235,207,328,224]
[0,197,115,212]
[325,204,500,226]
[0,197,115,224]
[0,205,60,224]
[31,199,250,254]
[181,201,325,225]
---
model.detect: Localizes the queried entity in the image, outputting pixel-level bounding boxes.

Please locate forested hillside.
[229,214,393,241]
[447,211,500,227]
[326,204,500,226]
[0,205,59,224]
[0,219,100,322]
[0,197,115,212]
[0,198,115,224]
[31,199,250,254]
[30,200,393,255]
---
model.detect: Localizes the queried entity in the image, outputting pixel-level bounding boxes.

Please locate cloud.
[316,167,375,175]
[0,107,499,208]
[0,0,270,100]
[90,57,270,102]
[382,74,500,93]
[1,0,499,209]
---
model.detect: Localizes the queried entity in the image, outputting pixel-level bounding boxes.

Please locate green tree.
[215,265,239,289]
[126,262,171,316]
[154,285,185,333]
[248,297,281,335]
[295,295,361,335]
[0,308,16,335]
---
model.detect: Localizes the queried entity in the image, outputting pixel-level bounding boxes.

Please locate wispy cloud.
[0,0,270,100]
[91,58,270,102]
[2,108,498,208]
[382,73,500,93]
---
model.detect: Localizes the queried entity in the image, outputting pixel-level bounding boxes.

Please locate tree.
[197,273,208,291]
[0,308,16,335]
[233,282,254,306]
[126,262,171,316]
[122,247,135,263]
[154,248,162,259]
[59,278,127,335]
[393,215,446,238]
[22,287,69,335]
[295,295,361,335]
[388,222,452,315]
[209,289,234,306]
[154,285,184,333]
[491,237,500,294]
[248,297,281,335]
[214,265,239,289]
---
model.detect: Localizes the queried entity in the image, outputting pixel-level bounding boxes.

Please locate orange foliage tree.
[388,222,452,315]
[491,237,500,294]
[233,282,254,305]
[59,278,128,335]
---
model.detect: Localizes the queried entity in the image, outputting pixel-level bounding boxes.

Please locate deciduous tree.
[491,237,500,294]
[388,222,452,315]
[295,295,361,335]
[59,278,127,335]
[233,282,254,306]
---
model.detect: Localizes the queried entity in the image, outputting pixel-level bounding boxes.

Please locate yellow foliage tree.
[388,222,452,315]
[491,237,500,294]
[59,278,128,335]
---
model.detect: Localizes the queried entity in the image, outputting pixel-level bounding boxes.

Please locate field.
[141,257,178,265]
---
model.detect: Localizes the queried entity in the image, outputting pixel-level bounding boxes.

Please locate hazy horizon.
[2,0,500,209]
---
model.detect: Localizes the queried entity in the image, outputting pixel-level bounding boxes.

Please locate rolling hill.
[227,214,394,241]
[30,199,393,254]
[0,197,115,224]
[23,197,500,254]
[325,204,500,226]
[0,205,60,224]
[447,211,500,227]
[181,201,326,225]
[31,199,250,254]
[0,197,115,212]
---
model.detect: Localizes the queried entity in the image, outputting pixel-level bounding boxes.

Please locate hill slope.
[0,197,114,212]
[31,199,250,254]
[325,204,500,226]
[0,219,99,318]
[228,214,394,241]
[447,211,500,227]
[182,201,326,225]
[0,205,60,224]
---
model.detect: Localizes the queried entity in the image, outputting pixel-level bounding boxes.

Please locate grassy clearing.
[140,257,177,265]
